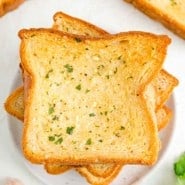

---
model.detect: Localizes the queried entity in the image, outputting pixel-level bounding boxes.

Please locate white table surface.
[0,0,185,185]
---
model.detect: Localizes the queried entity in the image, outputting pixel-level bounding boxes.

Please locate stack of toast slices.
[4,12,178,185]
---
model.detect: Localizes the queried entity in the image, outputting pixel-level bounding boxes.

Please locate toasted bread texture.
[0,0,24,17]
[19,28,171,165]
[125,0,185,39]
[44,163,71,175]
[76,165,123,185]
[53,12,108,37]
[157,105,172,130]
[4,12,177,182]
[4,86,24,121]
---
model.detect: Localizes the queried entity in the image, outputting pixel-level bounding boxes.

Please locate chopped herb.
[55,137,63,144]
[66,126,75,135]
[31,34,36,37]
[52,115,59,121]
[114,132,120,137]
[85,48,89,50]
[89,113,96,117]
[104,111,108,116]
[86,138,92,145]
[48,106,54,114]
[55,134,62,137]
[118,55,122,60]
[85,89,90,93]
[106,75,110,79]
[170,0,177,5]
[64,64,73,73]
[120,126,125,130]
[97,65,105,70]
[48,136,55,141]
[127,76,133,79]
[72,141,77,144]
[75,84,81,90]
[174,153,185,184]
[99,139,103,143]
[114,67,118,74]
[45,69,53,78]
[74,37,82,42]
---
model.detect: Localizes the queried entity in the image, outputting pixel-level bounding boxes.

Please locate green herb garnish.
[174,153,185,185]
[52,115,59,121]
[86,138,92,145]
[120,126,125,130]
[66,126,75,135]
[64,64,73,73]
[48,106,54,114]
[89,113,96,117]
[170,0,177,5]
[106,75,110,79]
[85,89,90,93]
[75,84,81,90]
[48,136,55,141]
[55,137,63,144]
[45,69,53,78]
[114,67,117,74]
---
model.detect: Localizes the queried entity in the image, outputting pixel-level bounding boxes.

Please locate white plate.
[1,0,185,185]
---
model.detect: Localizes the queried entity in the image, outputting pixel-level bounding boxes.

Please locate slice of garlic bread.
[19,29,170,165]
[125,0,185,39]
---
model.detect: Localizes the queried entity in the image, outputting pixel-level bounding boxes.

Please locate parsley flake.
[75,84,81,90]
[55,137,63,144]
[66,126,75,135]
[89,113,96,117]
[48,136,55,141]
[64,64,73,73]
[48,106,54,114]
[86,138,92,145]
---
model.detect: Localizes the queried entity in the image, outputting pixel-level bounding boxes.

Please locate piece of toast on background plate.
[125,0,185,39]
[0,0,24,17]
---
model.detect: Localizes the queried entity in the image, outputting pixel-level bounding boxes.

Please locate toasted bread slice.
[53,12,108,37]
[125,0,185,39]
[4,86,24,121]
[0,0,24,17]
[19,28,170,165]
[76,165,123,185]
[157,106,172,130]
[152,70,178,109]
[44,163,71,175]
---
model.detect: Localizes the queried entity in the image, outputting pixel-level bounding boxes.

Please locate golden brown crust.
[44,163,71,175]
[86,164,118,178]
[53,12,108,36]
[76,165,123,185]
[125,0,185,39]
[157,106,172,130]
[0,0,24,17]
[154,69,179,109]
[4,86,24,121]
